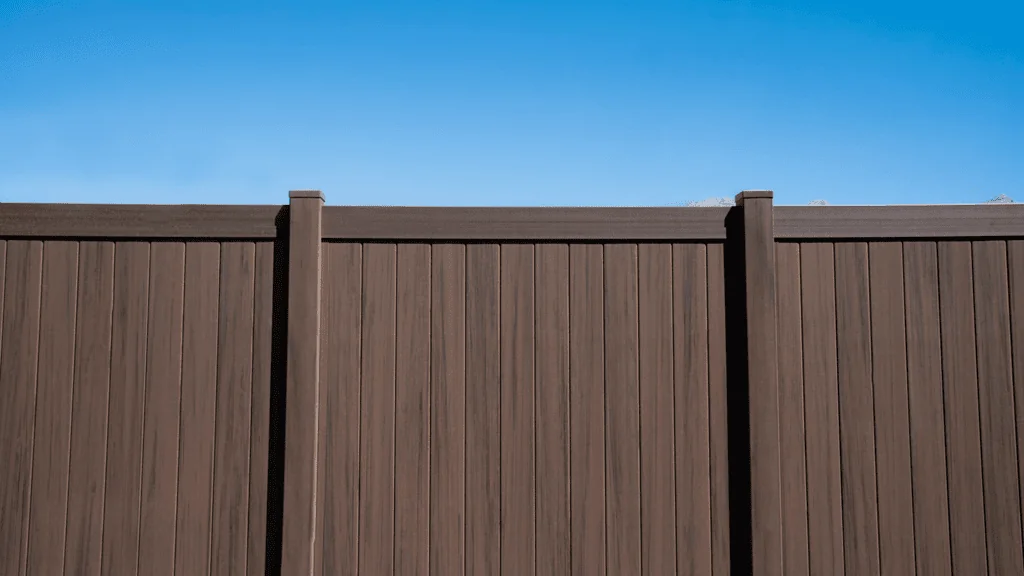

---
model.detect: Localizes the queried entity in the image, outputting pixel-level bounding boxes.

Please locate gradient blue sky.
[1,1,1020,206]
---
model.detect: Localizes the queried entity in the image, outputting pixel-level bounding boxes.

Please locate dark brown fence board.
[902,241,952,576]
[64,242,114,576]
[603,243,642,574]
[637,243,677,574]
[775,204,1024,239]
[320,242,362,576]
[774,242,809,576]
[673,243,713,575]
[937,241,988,574]
[173,242,220,576]
[246,241,274,576]
[971,241,1024,573]
[465,244,502,575]
[322,206,729,240]
[26,241,78,574]
[834,242,881,576]
[535,243,571,575]
[568,244,607,576]
[799,242,845,575]
[0,240,42,576]
[137,242,185,576]
[0,204,282,239]
[395,243,432,575]
[500,244,537,575]
[867,242,916,575]
[1010,241,1024,543]
[210,242,257,573]
[358,243,398,575]
[706,243,731,576]
[429,244,466,575]
[101,242,150,576]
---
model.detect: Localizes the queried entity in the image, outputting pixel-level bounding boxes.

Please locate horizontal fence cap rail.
[0,203,285,239]
[775,204,1024,239]
[321,205,732,240]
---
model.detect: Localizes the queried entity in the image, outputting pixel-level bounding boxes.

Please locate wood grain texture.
[775,204,1024,238]
[1010,241,1024,559]
[833,242,880,576]
[501,243,537,576]
[971,240,1024,574]
[320,242,362,576]
[64,242,114,576]
[0,203,282,239]
[937,241,988,575]
[799,243,845,576]
[322,206,729,240]
[210,242,256,574]
[358,243,397,575]
[774,243,809,576]
[246,242,274,576]
[0,240,42,576]
[673,243,712,576]
[395,244,432,575]
[466,244,501,575]
[603,243,642,575]
[569,244,606,576]
[637,243,676,575]
[535,244,570,576]
[706,243,731,576]
[137,242,185,576]
[281,195,323,576]
[101,242,151,576]
[430,243,466,575]
[867,242,915,576]
[26,241,78,574]
[902,242,952,576]
[174,242,220,576]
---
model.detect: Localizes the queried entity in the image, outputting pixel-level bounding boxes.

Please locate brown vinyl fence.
[1,191,1023,575]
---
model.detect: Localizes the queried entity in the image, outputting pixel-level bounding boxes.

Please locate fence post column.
[735,190,783,576]
[282,190,324,575]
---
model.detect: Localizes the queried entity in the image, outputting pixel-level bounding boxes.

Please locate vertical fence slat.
[358,243,397,575]
[395,243,432,575]
[867,242,915,576]
[736,191,783,576]
[0,240,42,576]
[1009,241,1024,550]
[775,242,809,576]
[535,243,570,575]
[673,243,712,576]
[247,241,275,576]
[64,242,115,576]
[27,241,78,574]
[281,191,324,576]
[799,242,845,575]
[501,243,537,575]
[174,242,220,576]
[706,242,731,576]
[603,243,642,574]
[569,244,607,576]
[319,242,362,576]
[138,242,185,576]
[466,244,501,575]
[638,243,676,574]
[971,240,1024,574]
[211,242,256,573]
[937,241,988,575]
[903,242,952,576]
[101,241,150,576]
[430,243,466,575]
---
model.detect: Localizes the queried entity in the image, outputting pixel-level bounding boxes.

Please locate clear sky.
[1,1,1020,206]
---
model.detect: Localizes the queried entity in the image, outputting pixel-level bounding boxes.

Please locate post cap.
[734,190,774,205]
[289,190,325,202]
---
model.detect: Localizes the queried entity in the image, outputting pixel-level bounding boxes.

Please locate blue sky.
[1,1,1020,206]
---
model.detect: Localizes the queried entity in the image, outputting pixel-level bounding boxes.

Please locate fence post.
[282,190,324,575]
[735,190,783,576]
